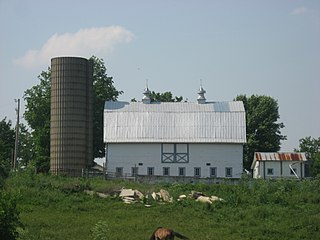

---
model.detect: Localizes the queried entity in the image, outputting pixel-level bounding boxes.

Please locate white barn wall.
[106,143,160,176]
[189,144,243,178]
[106,143,243,178]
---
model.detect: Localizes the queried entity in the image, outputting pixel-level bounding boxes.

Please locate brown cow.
[149,227,189,240]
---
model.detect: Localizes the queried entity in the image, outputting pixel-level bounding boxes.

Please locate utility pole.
[13,98,20,171]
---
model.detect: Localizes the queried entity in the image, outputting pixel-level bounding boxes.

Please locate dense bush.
[0,190,22,240]
[0,155,11,188]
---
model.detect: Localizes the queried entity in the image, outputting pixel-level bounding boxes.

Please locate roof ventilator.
[142,86,151,104]
[197,84,206,104]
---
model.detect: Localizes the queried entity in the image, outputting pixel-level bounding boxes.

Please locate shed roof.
[254,152,307,161]
[251,152,307,170]
[104,101,246,143]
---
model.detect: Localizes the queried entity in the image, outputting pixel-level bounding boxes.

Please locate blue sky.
[0,0,319,151]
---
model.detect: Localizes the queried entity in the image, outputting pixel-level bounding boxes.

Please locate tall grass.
[4,172,320,240]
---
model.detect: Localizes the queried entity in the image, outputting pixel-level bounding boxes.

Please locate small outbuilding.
[251,152,307,179]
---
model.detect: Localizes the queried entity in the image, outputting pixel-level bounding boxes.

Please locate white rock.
[196,196,212,204]
[159,189,171,202]
[151,192,157,200]
[179,194,187,200]
[134,190,144,199]
[210,196,224,202]
[119,188,135,198]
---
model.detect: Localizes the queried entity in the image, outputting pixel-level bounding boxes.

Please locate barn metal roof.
[254,152,307,161]
[104,101,246,143]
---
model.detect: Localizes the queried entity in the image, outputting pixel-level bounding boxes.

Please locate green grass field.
[4,172,320,240]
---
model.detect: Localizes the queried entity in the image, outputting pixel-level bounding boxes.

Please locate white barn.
[103,87,246,180]
[251,152,307,179]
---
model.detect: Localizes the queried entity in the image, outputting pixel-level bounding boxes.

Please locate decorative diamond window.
[267,168,274,175]
[161,144,189,163]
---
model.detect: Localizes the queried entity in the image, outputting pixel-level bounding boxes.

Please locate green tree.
[131,91,184,103]
[296,136,320,177]
[235,95,286,170]
[91,56,123,158]
[23,56,122,171]
[0,118,15,179]
[150,91,183,102]
[23,69,51,173]
[18,123,35,168]
[0,120,21,239]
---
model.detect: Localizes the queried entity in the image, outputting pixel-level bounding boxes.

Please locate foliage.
[0,190,22,240]
[296,136,320,176]
[23,69,51,173]
[131,91,184,102]
[0,155,10,188]
[150,91,183,102]
[312,152,320,177]
[18,123,35,168]
[91,56,123,159]
[23,56,122,171]
[91,221,110,240]
[235,95,286,170]
[5,173,320,240]
[30,156,50,173]
[0,118,15,180]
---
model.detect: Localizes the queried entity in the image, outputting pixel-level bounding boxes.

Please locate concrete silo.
[50,57,93,176]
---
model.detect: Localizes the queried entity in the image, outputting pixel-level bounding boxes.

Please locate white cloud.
[14,26,134,68]
[290,7,307,15]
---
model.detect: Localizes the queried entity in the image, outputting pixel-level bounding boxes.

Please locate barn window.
[116,167,123,177]
[210,167,217,177]
[163,167,170,176]
[225,167,232,177]
[194,167,201,178]
[161,143,189,163]
[178,167,186,176]
[131,167,138,177]
[267,168,274,175]
[147,167,154,176]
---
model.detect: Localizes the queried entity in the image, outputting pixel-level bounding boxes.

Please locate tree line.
[0,56,319,178]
